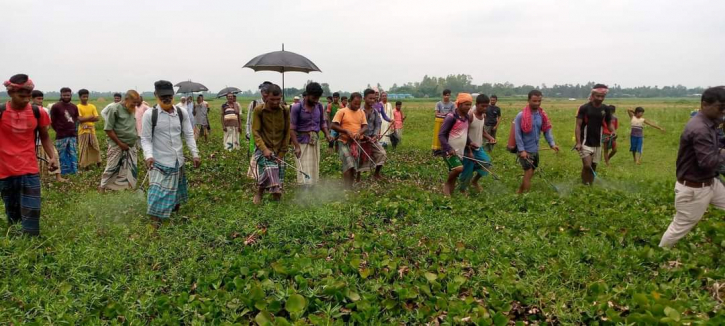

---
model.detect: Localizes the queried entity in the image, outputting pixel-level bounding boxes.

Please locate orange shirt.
[332,107,367,143]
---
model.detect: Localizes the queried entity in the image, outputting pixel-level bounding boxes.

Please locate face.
[61,91,72,103]
[293,98,300,104]
[333,96,339,103]
[125,96,142,109]
[528,95,542,110]
[476,102,489,112]
[381,93,388,102]
[306,95,320,106]
[226,94,234,103]
[342,99,348,106]
[443,93,451,102]
[197,96,203,103]
[9,89,32,107]
[267,93,282,109]
[80,94,89,104]
[395,104,401,110]
[490,97,498,106]
[157,93,174,105]
[349,97,362,110]
[458,101,472,114]
[374,92,380,102]
[114,96,122,103]
[32,96,44,106]
[635,111,644,118]
[364,93,376,107]
[591,92,606,106]
[701,100,725,121]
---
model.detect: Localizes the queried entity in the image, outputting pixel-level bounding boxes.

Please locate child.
[341,96,348,108]
[391,101,406,149]
[459,94,496,192]
[602,105,619,166]
[438,93,477,196]
[627,107,665,165]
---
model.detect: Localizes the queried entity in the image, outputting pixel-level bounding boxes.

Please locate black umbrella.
[243,44,321,99]
[217,87,242,98]
[175,81,208,94]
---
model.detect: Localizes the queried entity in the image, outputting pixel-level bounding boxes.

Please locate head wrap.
[455,93,473,106]
[3,78,35,92]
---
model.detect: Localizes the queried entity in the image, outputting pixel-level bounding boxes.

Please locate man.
[379,91,394,147]
[293,96,301,106]
[575,84,614,185]
[290,82,333,186]
[31,90,65,182]
[141,80,201,225]
[358,88,387,181]
[484,95,502,152]
[0,74,58,236]
[177,96,196,127]
[194,94,210,141]
[135,96,150,136]
[514,90,560,194]
[331,92,368,189]
[327,92,342,149]
[50,87,79,176]
[246,81,273,178]
[221,93,242,151]
[100,90,142,192]
[101,92,123,119]
[77,89,102,169]
[372,88,393,125]
[659,87,725,248]
[251,84,290,204]
[459,94,497,192]
[438,93,476,196]
[432,89,456,153]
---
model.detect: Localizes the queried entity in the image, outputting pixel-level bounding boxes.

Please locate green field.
[2,97,724,324]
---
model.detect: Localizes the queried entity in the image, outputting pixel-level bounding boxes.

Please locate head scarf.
[521,106,552,133]
[589,86,609,102]
[3,78,35,92]
[455,93,473,106]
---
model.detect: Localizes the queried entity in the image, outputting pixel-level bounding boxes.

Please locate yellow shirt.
[77,103,98,135]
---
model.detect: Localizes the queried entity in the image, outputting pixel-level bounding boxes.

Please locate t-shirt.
[50,101,79,139]
[77,103,99,135]
[0,102,51,179]
[36,106,51,146]
[484,105,501,126]
[576,102,612,147]
[104,103,138,145]
[602,115,618,135]
[332,107,367,144]
[394,110,404,129]
[194,101,209,126]
[631,116,645,138]
[435,101,456,115]
[327,102,341,121]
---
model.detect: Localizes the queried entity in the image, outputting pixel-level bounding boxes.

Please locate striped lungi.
[295,133,320,185]
[36,145,59,176]
[337,140,359,173]
[254,149,285,194]
[55,137,78,175]
[99,142,138,190]
[78,133,101,168]
[147,162,188,219]
[0,174,42,235]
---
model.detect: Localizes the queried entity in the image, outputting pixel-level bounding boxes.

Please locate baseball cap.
[154,80,175,96]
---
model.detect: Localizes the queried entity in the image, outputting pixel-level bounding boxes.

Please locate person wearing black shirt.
[484,95,502,152]
[575,84,614,185]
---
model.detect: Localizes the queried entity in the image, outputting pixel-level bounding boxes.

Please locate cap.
[154,80,175,96]
[293,96,300,100]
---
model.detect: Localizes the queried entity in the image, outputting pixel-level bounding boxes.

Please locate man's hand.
[49,157,59,172]
[551,145,560,153]
[575,143,582,151]
[447,149,456,157]
[193,157,201,168]
[519,151,529,159]
[294,146,302,158]
[223,127,227,132]
[470,142,480,149]
[487,138,497,144]
[345,130,355,140]
[245,134,250,140]
[326,134,334,142]
[145,158,155,169]
[277,152,285,160]
[263,149,273,159]
[118,142,130,151]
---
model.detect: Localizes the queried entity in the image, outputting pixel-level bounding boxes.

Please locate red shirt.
[0,102,51,179]
[602,116,619,135]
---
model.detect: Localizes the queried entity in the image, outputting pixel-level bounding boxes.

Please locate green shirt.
[252,104,290,155]
[104,103,137,145]
[329,102,341,121]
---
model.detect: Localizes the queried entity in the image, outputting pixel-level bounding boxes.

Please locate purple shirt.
[290,102,327,144]
[373,102,392,122]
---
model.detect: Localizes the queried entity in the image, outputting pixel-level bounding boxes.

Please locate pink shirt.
[394,110,403,129]
[135,102,149,136]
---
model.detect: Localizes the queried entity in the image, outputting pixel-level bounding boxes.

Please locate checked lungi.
[55,137,78,175]
[254,149,285,194]
[147,162,188,219]
[337,140,359,173]
[0,174,42,235]
[99,142,138,191]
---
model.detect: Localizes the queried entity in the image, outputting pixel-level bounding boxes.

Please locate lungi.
[78,133,101,168]
[458,147,492,191]
[55,137,78,175]
[337,140,359,173]
[99,142,138,190]
[224,126,241,151]
[36,145,59,176]
[147,162,188,219]
[0,174,41,235]
[357,140,386,172]
[254,149,285,194]
[295,133,320,185]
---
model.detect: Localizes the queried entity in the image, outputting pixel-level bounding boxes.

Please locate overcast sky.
[2,0,723,94]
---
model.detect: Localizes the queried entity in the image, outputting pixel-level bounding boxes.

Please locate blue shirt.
[514,110,555,153]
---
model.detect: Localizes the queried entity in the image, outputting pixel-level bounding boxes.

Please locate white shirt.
[101,101,121,120]
[246,98,263,137]
[140,105,200,168]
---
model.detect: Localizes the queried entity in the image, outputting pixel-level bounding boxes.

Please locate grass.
[1,97,724,324]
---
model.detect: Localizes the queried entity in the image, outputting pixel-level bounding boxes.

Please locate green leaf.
[359,268,371,279]
[493,312,509,326]
[255,311,274,326]
[285,294,306,313]
[664,306,680,322]
[274,317,291,326]
[349,258,361,269]
[250,285,265,302]
[346,291,361,302]
[424,272,438,282]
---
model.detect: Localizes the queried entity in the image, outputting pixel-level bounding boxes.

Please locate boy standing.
[50,87,80,176]
[627,107,665,165]
[514,90,560,194]
[194,95,210,142]
[327,92,342,150]
[484,95,502,153]
[391,101,406,150]
[331,92,368,189]
[77,89,102,169]
[1,74,57,236]
[438,93,477,196]
[602,105,619,166]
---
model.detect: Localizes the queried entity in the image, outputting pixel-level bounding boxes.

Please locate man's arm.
[438,116,455,154]
[105,130,128,150]
[140,110,154,167]
[574,118,583,150]
[693,129,725,172]
[494,110,502,129]
[38,126,58,171]
[182,108,201,159]
[246,101,255,139]
[379,106,392,122]
[514,115,525,153]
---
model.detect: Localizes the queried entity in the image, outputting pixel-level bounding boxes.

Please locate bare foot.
[373,174,384,181]
[472,183,483,192]
[98,186,105,194]
[253,193,262,205]
[271,193,282,201]
[443,183,452,197]
[56,175,68,183]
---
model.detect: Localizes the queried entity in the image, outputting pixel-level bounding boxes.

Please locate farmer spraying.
[290,82,333,186]
[575,84,614,185]
[514,90,560,194]
[331,92,368,190]
[437,93,478,196]
[458,94,497,192]
[250,84,290,205]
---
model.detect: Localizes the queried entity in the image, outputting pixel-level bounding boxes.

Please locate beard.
[61,97,71,103]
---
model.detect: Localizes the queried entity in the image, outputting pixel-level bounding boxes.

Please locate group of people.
[3,71,725,249]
